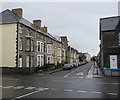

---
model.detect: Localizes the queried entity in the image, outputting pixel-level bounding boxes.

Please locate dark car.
[72,63,77,68]
[63,64,72,70]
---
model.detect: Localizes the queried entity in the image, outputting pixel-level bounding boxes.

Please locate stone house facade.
[0,8,85,73]
[99,16,120,69]
[0,8,66,73]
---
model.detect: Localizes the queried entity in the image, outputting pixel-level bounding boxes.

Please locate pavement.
[37,67,63,77]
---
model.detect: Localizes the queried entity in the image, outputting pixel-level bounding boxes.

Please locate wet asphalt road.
[2,62,120,99]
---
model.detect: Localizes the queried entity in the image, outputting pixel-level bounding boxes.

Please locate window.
[31,40,34,51]
[27,30,30,36]
[47,44,53,54]
[118,33,120,46]
[26,39,30,51]
[19,55,22,67]
[58,57,61,64]
[40,42,44,52]
[37,55,40,66]
[31,56,33,67]
[37,41,40,52]
[26,56,30,67]
[63,49,65,60]
[47,56,50,64]
[37,41,44,52]
[58,48,61,56]
[41,56,44,66]
[37,55,44,66]
[19,38,22,50]
[47,56,53,64]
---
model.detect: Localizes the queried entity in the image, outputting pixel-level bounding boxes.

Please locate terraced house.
[68,46,80,63]
[0,8,66,73]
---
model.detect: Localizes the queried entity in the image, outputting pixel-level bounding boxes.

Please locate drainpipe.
[16,23,19,68]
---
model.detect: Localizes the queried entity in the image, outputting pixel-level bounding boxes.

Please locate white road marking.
[24,87,36,90]
[113,83,119,85]
[76,72,83,76]
[3,86,14,89]
[13,86,24,89]
[11,88,49,100]
[77,90,87,93]
[64,73,70,78]
[36,87,49,90]
[50,88,58,90]
[0,86,2,88]
[64,89,73,92]
[93,75,101,78]
[91,91,101,94]
[107,93,118,96]
[97,82,119,85]
[87,65,94,78]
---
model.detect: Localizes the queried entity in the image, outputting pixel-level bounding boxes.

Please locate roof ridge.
[7,10,20,22]
[100,16,120,20]
[0,9,10,13]
[0,9,60,42]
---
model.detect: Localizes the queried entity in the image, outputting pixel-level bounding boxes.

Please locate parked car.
[72,63,78,68]
[63,64,72,70]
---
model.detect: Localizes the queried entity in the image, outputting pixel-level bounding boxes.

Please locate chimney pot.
[41,26,48,32]
[33,20,41,29]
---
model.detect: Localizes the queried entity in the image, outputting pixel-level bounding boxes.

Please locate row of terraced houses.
[0,8,89,74]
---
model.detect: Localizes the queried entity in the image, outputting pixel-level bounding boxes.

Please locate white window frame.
[63,49,65,60]
[47,56,53,64]
[19,38,22,50]
[37,41,40,52]
[41,55,44,66]
[19,56,22,67]
[40,42,44,52]
[31,40,34,51]
[47,44,53,54]
[26,39,30,51]
[58,48,61,57]
[26,56,30,67]
[31,56,33,67]
[58,57,61,64]
[37,41,44,52]
[37,55,44,66]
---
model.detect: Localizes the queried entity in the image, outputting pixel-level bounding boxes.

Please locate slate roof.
[0,9,58,41]
[100,16,120,32]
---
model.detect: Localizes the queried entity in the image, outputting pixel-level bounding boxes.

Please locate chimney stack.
[12,8,23,17]
[41,26,48,32]
[33,20,41,29]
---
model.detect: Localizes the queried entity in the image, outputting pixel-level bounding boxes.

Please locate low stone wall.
[1,64,63,74]
[1,67,35,74]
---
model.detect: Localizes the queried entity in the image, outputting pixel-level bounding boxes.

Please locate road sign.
[110,55,118,69]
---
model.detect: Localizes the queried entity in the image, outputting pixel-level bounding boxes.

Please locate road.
[2,62,120,99]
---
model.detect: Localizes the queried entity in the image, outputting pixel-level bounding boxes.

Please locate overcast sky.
[1,2,119,56]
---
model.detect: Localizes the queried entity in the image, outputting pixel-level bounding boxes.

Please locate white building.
[84,53,91,62]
